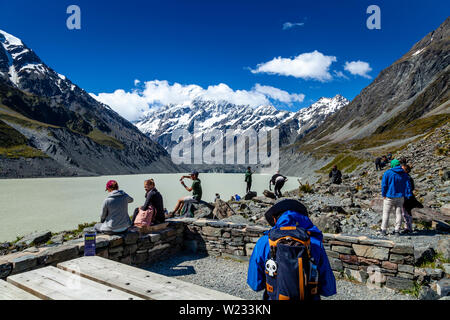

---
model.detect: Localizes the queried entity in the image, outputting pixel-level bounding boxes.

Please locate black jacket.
[143,188,165,223]
[329,169,342,184]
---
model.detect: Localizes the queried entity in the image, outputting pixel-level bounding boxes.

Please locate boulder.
[345,268,369,283]
[437,238,450,260]
[310,215,342,234]
[443,263,450,275]
[432,220,450,232]
[16,231,52,246]
[413,207,450,224]
[321,206,346,214]
[418,286,440,300]
[436,278,450,297]
[244,191,257,200]
[352,244,389,260]
[10,255,38,274]
[414,246,436,265]
[263,190,276,199]
[329,257,344,272]
[385,276,414,291]
[441,204,450,216]
[213,199,235,220]
[0,262,12,279]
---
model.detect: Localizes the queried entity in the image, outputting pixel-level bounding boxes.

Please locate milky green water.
[0,173,299,242]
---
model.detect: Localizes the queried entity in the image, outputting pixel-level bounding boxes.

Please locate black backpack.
[264,226,319,300]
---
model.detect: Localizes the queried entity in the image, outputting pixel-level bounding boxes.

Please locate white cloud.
[253,84,304,103]
[282,22,304,30]
[90,80,305,121]
[333,70,349,79]
[344,60,372,79]
[90,90,149,122]
[250,51,337,82]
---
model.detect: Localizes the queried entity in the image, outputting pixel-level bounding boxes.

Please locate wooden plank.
[0,280,40,300]
[58,256,242,300]
[6,266,143,300]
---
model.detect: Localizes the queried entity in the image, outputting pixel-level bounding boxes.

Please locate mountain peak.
[0,29,24,47]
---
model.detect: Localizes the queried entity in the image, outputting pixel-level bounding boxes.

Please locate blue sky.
[1,0,449,119]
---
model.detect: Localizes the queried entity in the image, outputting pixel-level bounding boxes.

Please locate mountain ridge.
[0,29,180,177]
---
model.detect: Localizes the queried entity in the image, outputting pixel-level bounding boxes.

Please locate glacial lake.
[0,173,300,242]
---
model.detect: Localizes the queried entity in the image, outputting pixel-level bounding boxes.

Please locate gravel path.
[142,252,415,300]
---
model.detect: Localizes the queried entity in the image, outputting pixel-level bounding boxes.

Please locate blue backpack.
[265,225,319,300]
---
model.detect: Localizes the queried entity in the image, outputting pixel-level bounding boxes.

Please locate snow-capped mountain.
[278,95,350,146]
[135,95,349,151]
[0,29,179,176]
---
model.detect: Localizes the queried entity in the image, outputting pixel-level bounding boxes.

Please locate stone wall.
[1,218,447,296]
[173,218,448,292]
[0,223,184,279]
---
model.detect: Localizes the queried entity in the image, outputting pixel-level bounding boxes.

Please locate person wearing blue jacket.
[380,159,413,236]
[247,199,337,300]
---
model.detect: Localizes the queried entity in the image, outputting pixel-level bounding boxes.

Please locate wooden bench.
[2,256,242,300]
[0,280,40,300]
[7,266,143,300]
[58,256,241,300]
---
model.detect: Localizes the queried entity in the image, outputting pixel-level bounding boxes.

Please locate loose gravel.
[142,252,415,300]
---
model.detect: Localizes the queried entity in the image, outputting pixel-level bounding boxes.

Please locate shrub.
[299,183,314,194]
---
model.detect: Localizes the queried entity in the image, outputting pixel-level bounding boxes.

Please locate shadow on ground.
[141,251,209,277]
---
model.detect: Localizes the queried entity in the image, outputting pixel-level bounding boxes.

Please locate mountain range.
[135,95,349,153]
[0,16,448,178]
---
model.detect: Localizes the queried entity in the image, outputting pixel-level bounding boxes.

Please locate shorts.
[183,196,198,204]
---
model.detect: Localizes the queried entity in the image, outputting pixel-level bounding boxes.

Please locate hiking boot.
[378,230,387,236]
[393,231,400,236]
[400,229,412,235]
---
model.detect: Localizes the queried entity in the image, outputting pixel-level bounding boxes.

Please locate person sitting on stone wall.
[94,180,133,234]
[131,179,165,226]
[168,171,202,218]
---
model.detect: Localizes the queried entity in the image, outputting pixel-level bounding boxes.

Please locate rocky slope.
[0,29,179,177]
[279,17,450,175]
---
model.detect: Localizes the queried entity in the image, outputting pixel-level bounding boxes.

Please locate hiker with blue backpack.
[247,199,336,300]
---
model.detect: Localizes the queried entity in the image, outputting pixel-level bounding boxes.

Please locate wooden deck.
[2,256,241,300]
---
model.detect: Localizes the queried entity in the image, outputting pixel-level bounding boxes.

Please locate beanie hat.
[390,159,401,168]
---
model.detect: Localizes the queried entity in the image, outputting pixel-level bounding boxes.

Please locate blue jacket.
[247,210,337,299]
[381,166,413,199]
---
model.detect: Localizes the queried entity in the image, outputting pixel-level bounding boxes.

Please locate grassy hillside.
[0,120,48,159]
[0,83,124,151]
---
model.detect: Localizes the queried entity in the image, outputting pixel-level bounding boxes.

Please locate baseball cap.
[105,180,118,191]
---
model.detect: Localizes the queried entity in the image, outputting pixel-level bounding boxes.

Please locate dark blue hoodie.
[247,210,337,299]
[381,166,413,199]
